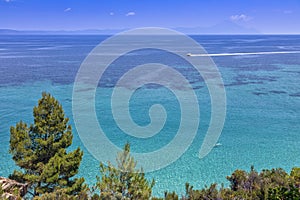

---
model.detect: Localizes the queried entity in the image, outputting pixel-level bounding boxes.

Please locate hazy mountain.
[0,29,126,35]
[0,29,21,34]
[175,20,260,34]
[0,21,259,35]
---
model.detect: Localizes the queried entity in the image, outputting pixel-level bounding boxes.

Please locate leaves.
[96,143,154,200]
[9,92,84,197]
[181,167,300,200]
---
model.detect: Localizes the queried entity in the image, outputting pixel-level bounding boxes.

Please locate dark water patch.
[213,59,282,72]
[225,74,278,87]
[269,90,287,94]
[253,92,268,96]
[225,81,264,87]
[282,70,300,74]
[192,86,203,90]
[235,74,278,82]
[225,82,248,87]
[189,79,203,84]
[65,98,72,102]
[246,81,264,85]
[243,64,280,71]
[289,92,300,97]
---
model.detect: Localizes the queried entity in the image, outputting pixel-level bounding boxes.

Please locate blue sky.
[1,0,299,33]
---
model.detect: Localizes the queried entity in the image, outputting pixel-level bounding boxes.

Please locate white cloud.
[64,8,72,12]
[126,12,135,16]
[230,14,252,22]
[110,12,114,16]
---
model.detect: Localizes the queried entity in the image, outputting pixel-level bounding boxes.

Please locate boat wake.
[187,51,300,57]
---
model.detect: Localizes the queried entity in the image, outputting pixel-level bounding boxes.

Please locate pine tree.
[97,143,155,200]
[9,92,85,197]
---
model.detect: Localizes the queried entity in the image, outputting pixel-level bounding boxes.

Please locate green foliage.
[184,182,221,200]
[150,166,299,200]
[0,185,22,200]
[267,185,300,200]
[291,167,300,187]
[227,169,249,191]
[96,143,155,200]
[164,191,179,200]
[9,92,85,197]
[33,189,89,200]
[152,191,179,200]
[177,167,300,200]
[0,185,3,198]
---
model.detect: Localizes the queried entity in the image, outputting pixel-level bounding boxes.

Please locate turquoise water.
[0,35,300,196]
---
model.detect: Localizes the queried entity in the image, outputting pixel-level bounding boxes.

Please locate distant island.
[0,20,259,35]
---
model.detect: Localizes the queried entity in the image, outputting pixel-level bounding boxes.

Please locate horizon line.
[0,28,299,35]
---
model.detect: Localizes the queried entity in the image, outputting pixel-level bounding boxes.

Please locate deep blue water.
[0,35,300,196]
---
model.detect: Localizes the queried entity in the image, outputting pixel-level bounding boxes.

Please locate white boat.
[214,143,222,147]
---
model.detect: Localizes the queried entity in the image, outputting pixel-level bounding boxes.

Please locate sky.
[0,0,299,34]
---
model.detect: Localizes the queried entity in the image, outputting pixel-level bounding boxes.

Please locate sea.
[0,34,300,196]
